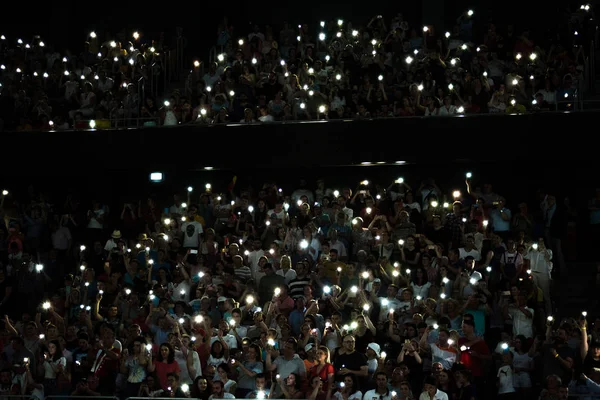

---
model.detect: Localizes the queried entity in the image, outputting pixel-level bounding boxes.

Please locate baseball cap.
[367,343,381,357]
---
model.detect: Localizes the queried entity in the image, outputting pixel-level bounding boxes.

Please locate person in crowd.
[0,6,588,131]
[0,170,594,400]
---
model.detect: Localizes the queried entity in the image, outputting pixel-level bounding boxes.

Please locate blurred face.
[425,383,437,396]
[255,376,266,389]
[343,376,353,388]
[283,342,295,357]
[343,336,355,352]
[212,382,223,395]
[160,345,170,358]
[198,378,208,391]
[438,371,449,383]
[376,374,387,388]
[286,374,296,386]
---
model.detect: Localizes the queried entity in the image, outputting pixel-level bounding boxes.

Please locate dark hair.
[515,335,531,352]
[249,343,263,362]
[157,342,176,363]
[210,340,226,358]
[190,376,212,399]
[412,266,429,285]
[45,340,63,362]
[129,336,147,353]
[342,373,360,394]
[424,375,437,387]
[212,380,224,389]
[255,373,267,382]
[166,372,179,381]
[217,362,231,375]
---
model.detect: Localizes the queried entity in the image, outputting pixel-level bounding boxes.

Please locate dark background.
[0,112,596,263]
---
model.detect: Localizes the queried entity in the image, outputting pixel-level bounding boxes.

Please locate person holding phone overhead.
[181,205,203,264]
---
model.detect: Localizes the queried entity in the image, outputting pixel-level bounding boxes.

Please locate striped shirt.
[234,266,252,281]
[289,276,311,298]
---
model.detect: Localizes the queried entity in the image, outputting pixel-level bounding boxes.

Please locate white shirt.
[330,241,348,258]
[411,282,432,299]
[208,393,235,400]
[168,281,192,303]
[378,297,401,322]
[525,248,553,276]
[267,209,287,225]
[96,77,114,92]
[211,334,238,350]
[87,209,104,229]
[419,389,449,400]
[363,389,392,400]
[324,330,340,354]
[342,206,354,221]
[169,204,185,215]
[43,356,67,379]
[459,247,481,261]
[181,221,203,248]
[233,326,248,339]
[248,249,265,279]
[438,105,456,116]
[333,391,362,400]
[497,365,516,393]
[508,306,534,338]
[104,238,118,252]
[276,268,297,284]
[174,349,202,384]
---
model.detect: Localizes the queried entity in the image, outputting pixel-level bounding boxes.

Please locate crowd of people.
[0,6,594,130]
[0,172,596,400]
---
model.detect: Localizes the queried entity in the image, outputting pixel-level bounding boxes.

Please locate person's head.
[212,380,224,396]
[0,369,12,385]
[502,350,514,365]
[590,341,600,359]
[546,374,562,390]
[158,342,175,363]
[387,284,399,298]
[254,373,267,390]
[283,338,297,358]
[342,373,358,392]
[555,325,569,344]
[437,369,450,385]
[454,368,472,386]
[557,385,569,400]
[315,345,330,364]
[437,328,450,346]
[166,372,179,390]
[375,371,387,390]
[285,372,299,388]
[513,334,528,352]
[399,382,412,398]
[194,376,210,393]
[342,334,355,352]
[423,376,438,396]
[431,362,443,376]
[461,315,475,335]
[217,362,230,380]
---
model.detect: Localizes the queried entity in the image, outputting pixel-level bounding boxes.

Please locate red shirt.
[309,363,334,392]
[153,360,181,390]
[458,337,489,377]
[91,345,121,378]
